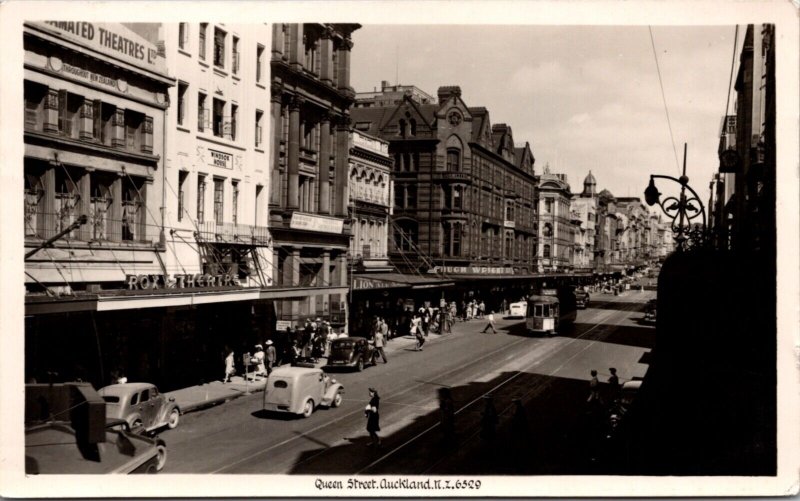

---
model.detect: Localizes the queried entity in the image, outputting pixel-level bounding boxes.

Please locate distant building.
[354,81,436,108]
[571,171,598,271]
[536,166,573,273]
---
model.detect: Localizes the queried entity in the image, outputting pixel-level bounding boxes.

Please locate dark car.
[325,337,377,371]
[574,289,590,309]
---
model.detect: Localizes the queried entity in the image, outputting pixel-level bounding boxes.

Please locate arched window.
[398,119,407,138]
[394,220,418,252]
[543,244,551,258]
[409,118,417,136]
[504,230,514,259]
[446,148,460,172]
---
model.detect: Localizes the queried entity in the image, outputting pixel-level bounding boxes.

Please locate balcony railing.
[197,221,272,245]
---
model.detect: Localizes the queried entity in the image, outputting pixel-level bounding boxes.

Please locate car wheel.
[302,399,314,418]
[155,441,167,471]
[356,358,364,372]
[332,390,342,408]
[167,408,180,429]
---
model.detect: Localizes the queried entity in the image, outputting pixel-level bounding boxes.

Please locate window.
[256,44,265,82]
[177,82,188,126]
[394,183,404,207]
[447,149,460,171]
[24,80,47,131]
[140,389,150,402]
[453,186,462,210]
[121,176,144,242]
[212,98,224,137]
[543,244,551,258]
[406,185,417,208]
[254,185,264,226]
[213,178,224,223]
[506,201,514,221]
[197,175,206,223]
[177,171,188,222]
[255,110,263,148]
[453,223,462,256]
[89,171,113,240]
[505,231,514,258]
[442,223,462,257]
[124,109,144,151]
[545,199,553,214]
[232,180,239,225]
[394,221,417,252]
[197,92,207,131]
[543,223,553,237]
[213,27,226,68]
[178,23,188,50]
[231,35,240,75]
[229,103,238,140]
[198,23,208,61]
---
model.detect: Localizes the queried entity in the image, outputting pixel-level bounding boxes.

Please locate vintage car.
[326,336,377,371]
[25,382,168,473]
[574,289,590,309]
[508,301,528,319]
[262,367,344,418]
[644,299,657,323]
[99,382,181,434]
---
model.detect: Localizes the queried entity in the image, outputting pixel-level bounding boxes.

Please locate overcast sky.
[351,25,740,205]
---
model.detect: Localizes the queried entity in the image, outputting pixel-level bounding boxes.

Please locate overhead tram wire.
[648,26,682,177]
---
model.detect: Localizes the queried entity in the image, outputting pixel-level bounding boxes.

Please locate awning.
[352,272,454,292]
[25,285,350,315]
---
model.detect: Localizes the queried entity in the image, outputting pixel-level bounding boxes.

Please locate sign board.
[428,265,515,275]
[33,22,166,73]
[541,288,558,296]
[504,220,516,229]
[208,149,233,170]
[275,320,293,331]
[125,273,241,290]
[352,276,407,291]
[289,213,344,234]
[53,59,124,91]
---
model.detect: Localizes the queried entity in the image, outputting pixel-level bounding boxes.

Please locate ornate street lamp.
[644,143,706,250]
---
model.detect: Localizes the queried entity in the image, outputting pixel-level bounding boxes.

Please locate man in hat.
[265,340,277,376]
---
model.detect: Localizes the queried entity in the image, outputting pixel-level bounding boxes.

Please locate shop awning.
[25,285,350,315]
[352,272,455,292]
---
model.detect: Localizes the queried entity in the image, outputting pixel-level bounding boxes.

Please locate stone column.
[288,24,303,71]
[319,27,334,85]
[287,96,303,209]
[111,108,126,149]
[271,24,283,58]
[333,114,350,216]
[109,174,123,241]
[336,37,353,92]
[270,83,283,209]
[40,166,56,239]
[316,249,331,313]
[318,113,331,214]
[43,89,60,134]
[273,248,281,286]
[79,99,94,140]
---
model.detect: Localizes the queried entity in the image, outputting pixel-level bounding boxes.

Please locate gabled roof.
[350,107,393,137]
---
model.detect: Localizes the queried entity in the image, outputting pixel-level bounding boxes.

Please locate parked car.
[326,336,377,371]
[574,289,590,309]
[508,301,528,318]
[99,382,181,434]
[644,299,657,323]
[262,366,344,418]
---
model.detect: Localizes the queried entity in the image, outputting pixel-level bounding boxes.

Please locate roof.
[270,366,322,377]
[98,382,154,394]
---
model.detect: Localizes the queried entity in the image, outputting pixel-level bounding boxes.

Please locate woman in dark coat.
[365,387,381,446]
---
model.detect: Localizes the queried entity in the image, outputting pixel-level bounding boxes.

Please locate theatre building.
[22,22,182,387]
[269,23,360,328]
[350,85,540,311]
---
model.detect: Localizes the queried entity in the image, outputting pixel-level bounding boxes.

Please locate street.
[160,289,656,474]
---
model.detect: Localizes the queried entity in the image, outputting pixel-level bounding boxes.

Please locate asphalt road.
[160,290,656,474]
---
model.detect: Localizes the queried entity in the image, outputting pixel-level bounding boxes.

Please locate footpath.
[164,326,462,414]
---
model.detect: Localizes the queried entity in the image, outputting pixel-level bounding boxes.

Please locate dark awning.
[352,272,454,291]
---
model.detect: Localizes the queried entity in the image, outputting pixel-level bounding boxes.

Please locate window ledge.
[199,59,210,68]
[177,125,192,133]
[178,48,192,58]
[213,66,228,77]
[255,147,265,154]
[256,82,266,90]
[232,74,241,82]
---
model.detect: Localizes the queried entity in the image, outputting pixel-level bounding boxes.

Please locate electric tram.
[525,287,578,336]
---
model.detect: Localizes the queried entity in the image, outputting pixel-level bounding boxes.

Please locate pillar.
[40,166,56,239]
[316,249,331,313]
[111,108,126,149]
[79,99,94,140]
[288,24,303,71]
[318,113,331,214]
[336,37,353,92]
[43,89,60,133]
[109,174,123,241]
[270,83,283,208]
[287,96,302,209]
[319,27,334,85]
[271,24,283,58]
[334,115,350,216]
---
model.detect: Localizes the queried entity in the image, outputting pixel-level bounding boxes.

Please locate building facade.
[570,171,598,271]
[23,21,176,386]
[536,167,573,273]
[270,23,361,327]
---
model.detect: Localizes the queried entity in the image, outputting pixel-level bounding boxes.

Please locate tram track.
[187,294,644,474]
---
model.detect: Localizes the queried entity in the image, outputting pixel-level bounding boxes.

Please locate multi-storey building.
[571,171,598,271]
[536,167,573,273]
[350,84,539,309]
[354,81,436,108]
[23,22,175,386]
[595,188,619,273]
[270,23,361,327]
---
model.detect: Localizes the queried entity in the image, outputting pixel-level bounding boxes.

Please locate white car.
[508,301,528,318]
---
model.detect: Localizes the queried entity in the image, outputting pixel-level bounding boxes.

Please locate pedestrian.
[587,369,601,404]
[479,300,486,319]
[379,318,389,344]
[413,315,425,351]
[264,339,278,377]
[481,311,498,334]
[223,346,235,383]
[422,309,430,337]
[326,323,337,357]
[365,387,381,446]
[252,344,266,378]
[607,367,620,402]
[373,327,388,363]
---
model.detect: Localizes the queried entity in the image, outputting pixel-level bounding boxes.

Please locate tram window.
[543,305,551,317]
[534,305,543,317]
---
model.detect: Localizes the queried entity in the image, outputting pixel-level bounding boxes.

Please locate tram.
[525,287,578,336]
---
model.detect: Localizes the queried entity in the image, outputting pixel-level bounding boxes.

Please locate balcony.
[196,221,272,246]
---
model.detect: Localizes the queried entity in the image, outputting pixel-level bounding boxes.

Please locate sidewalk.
[164,329,449,415]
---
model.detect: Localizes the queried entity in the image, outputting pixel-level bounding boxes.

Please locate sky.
[351,25,740,205]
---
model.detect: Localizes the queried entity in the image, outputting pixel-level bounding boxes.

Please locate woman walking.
[365,388,381,446]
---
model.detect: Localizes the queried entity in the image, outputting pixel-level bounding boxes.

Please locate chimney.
[437,85,462,103]
[381,80,389,90]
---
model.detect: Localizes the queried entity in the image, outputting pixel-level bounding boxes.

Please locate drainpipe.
[160,91,168,249]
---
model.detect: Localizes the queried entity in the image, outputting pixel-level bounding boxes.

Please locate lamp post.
[643,143,706,250]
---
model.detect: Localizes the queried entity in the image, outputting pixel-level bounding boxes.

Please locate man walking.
[265,340,277,376]
[481,310,498,334]
[373,326,388,363]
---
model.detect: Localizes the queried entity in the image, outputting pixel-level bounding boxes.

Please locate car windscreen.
[102,396,120,403]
